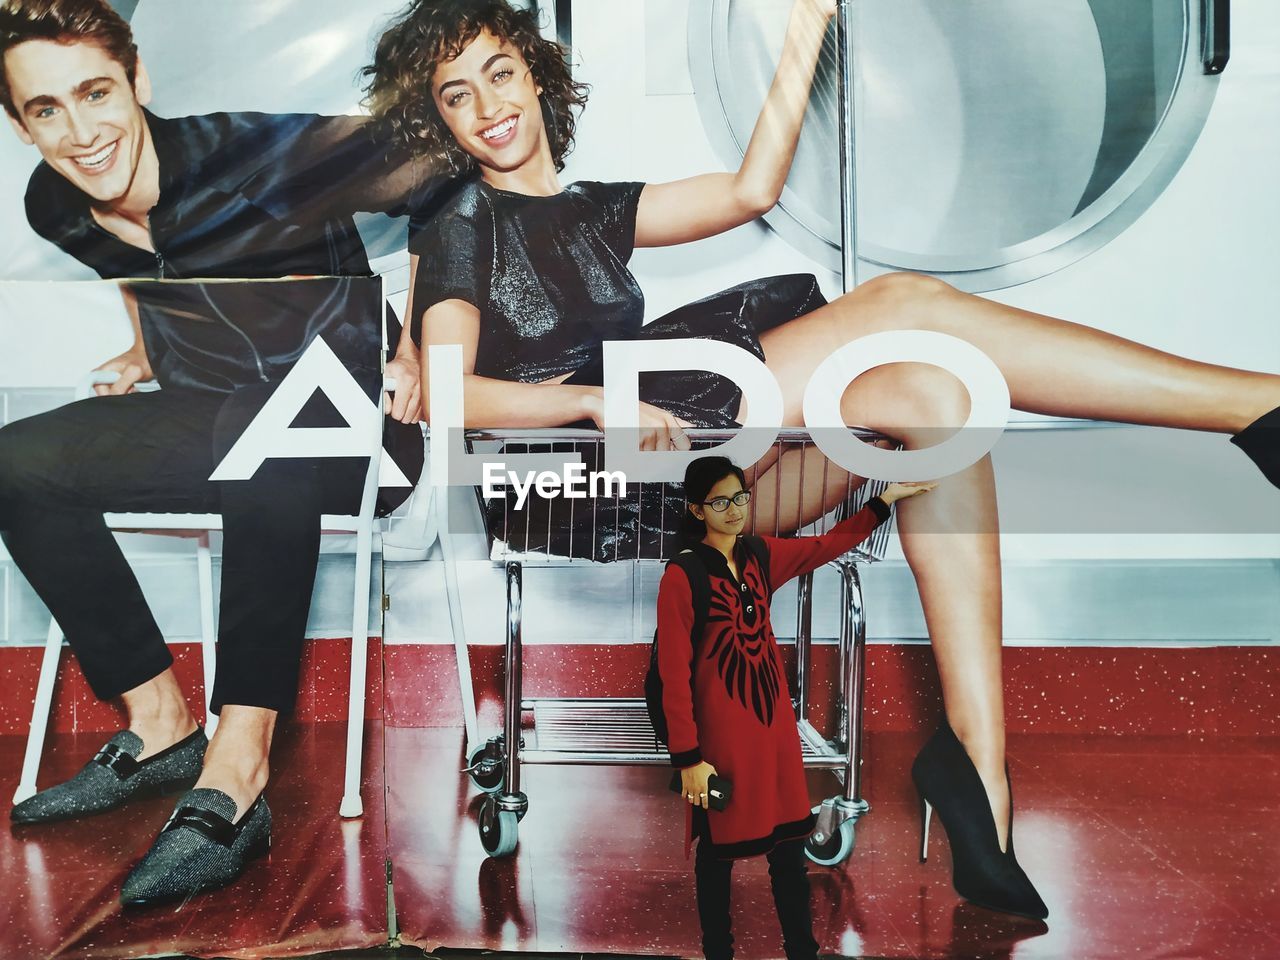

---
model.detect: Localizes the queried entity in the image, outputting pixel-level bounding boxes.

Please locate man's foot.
[10,728,207,825]
[120,788,271,907]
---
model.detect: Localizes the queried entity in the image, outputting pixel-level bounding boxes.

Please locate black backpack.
[645,537,773,746]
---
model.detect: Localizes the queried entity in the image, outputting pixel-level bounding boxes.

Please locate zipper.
[146,215,165,279]
[147,214,268,384]
[199,284,269,383]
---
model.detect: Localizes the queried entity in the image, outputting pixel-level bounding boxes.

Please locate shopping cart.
[460,427,894,866]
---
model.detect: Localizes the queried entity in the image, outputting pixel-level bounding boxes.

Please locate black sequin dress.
[410,178,827,560]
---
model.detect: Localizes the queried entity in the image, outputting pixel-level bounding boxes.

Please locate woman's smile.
[478,114,519,147]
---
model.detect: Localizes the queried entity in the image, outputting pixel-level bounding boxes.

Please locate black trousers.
[694,837,820,960]
[0,385,417,714]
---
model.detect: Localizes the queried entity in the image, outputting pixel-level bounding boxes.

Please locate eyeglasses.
[701,491,751,513]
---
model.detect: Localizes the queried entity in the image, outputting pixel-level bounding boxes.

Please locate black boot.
[695,840,736,960]
[767,839,820,960]
[1231,405,1280,489]
[912,724,1048,920]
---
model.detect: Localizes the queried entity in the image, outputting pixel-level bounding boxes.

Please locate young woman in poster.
[657,455,933,958]
[364,0,1280,919]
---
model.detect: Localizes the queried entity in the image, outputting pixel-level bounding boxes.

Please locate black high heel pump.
[912,723,1049,921]
[1232,405,1280,489]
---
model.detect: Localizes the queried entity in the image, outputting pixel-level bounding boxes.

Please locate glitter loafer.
[120,788,271,907]
[10,728,206,825]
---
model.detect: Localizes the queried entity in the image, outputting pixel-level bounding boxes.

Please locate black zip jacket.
[24,110,444,394]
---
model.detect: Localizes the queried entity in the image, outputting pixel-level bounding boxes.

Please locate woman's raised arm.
[633,0,834,248]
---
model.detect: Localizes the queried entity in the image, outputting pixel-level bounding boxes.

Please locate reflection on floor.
[1,722,387,960]
[4,723,1278,960]
[387,727,1280,960]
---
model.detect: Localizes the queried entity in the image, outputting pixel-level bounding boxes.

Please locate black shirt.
[25,110,441,393]
[409,179,645,383]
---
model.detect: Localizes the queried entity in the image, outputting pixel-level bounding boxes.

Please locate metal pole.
[503,561,524,797]
[837,0,858,293]
[794,572,814,721]
[840,562,868,804]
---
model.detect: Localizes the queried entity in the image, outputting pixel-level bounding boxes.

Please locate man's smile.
[68,140,119,173]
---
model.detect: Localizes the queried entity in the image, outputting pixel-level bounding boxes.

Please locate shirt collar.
[144,109,185,201]
[688,537,749,581]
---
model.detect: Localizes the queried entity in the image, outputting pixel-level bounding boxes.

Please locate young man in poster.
[0,0,439,905]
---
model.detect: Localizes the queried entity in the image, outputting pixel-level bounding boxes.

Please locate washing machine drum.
[689,0,1221,291]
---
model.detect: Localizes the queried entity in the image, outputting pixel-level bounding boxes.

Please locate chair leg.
[196,533,218,737]
[14,619,65,805]
[341,518,374,819]
[440,491,480,753]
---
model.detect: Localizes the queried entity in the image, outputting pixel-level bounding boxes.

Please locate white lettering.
[802,330,1010,480]
[430,330,1011,486]
[482,461,507,499]
[563,462,587,498]
[590,470,626,498]
[478,463,631,505]
[509,470,534,510]
[534,470,561,498]
[210,337,410,486]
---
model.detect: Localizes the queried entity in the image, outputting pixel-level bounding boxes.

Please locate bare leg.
[751,312,1009,844]
[194,705,275,822]
[742,274,1280,845]
[744,444,864,534]
[798,273,1280,432]
[121,669,199,761]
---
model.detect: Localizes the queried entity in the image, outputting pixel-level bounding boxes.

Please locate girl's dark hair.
[680,456,748,544]
[362,0,588,174]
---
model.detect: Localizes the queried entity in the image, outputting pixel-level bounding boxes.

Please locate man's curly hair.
[362,0,588,174]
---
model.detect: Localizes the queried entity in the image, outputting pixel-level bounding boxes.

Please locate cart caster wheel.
[467,743,504,794]
[805,817,855,866]
[479,797,519,858]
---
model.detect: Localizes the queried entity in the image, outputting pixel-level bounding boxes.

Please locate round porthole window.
[689,0,1225,291]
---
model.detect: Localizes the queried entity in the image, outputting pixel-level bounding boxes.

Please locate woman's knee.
[844,271,953,315]
[843,362,972,441]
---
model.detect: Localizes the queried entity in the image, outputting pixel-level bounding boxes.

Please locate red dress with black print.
[656,499,891,858]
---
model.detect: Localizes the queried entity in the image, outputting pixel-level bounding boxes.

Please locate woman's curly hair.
[362,0,588,174]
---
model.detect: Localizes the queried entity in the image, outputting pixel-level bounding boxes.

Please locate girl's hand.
[680,761,718,810]
[881,480,939,504]
[581,390,692,452]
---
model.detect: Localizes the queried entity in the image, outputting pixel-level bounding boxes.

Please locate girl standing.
[658,456,932,960]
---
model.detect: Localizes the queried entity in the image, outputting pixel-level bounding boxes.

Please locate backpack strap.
[739,535,774,599]
[668,549,711,653]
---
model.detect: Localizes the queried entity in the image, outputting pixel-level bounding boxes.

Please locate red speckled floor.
[1,722,388,960]
[386,727,1280,960]
[3,724,1278,959]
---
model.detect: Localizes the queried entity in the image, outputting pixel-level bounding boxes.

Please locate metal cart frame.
[462,428,893,864]
[467,1,874,861]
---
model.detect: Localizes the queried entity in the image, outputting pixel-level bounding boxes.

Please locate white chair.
[13,272,416,820]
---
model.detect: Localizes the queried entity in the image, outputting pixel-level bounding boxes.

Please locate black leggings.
[694,837,819,960]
